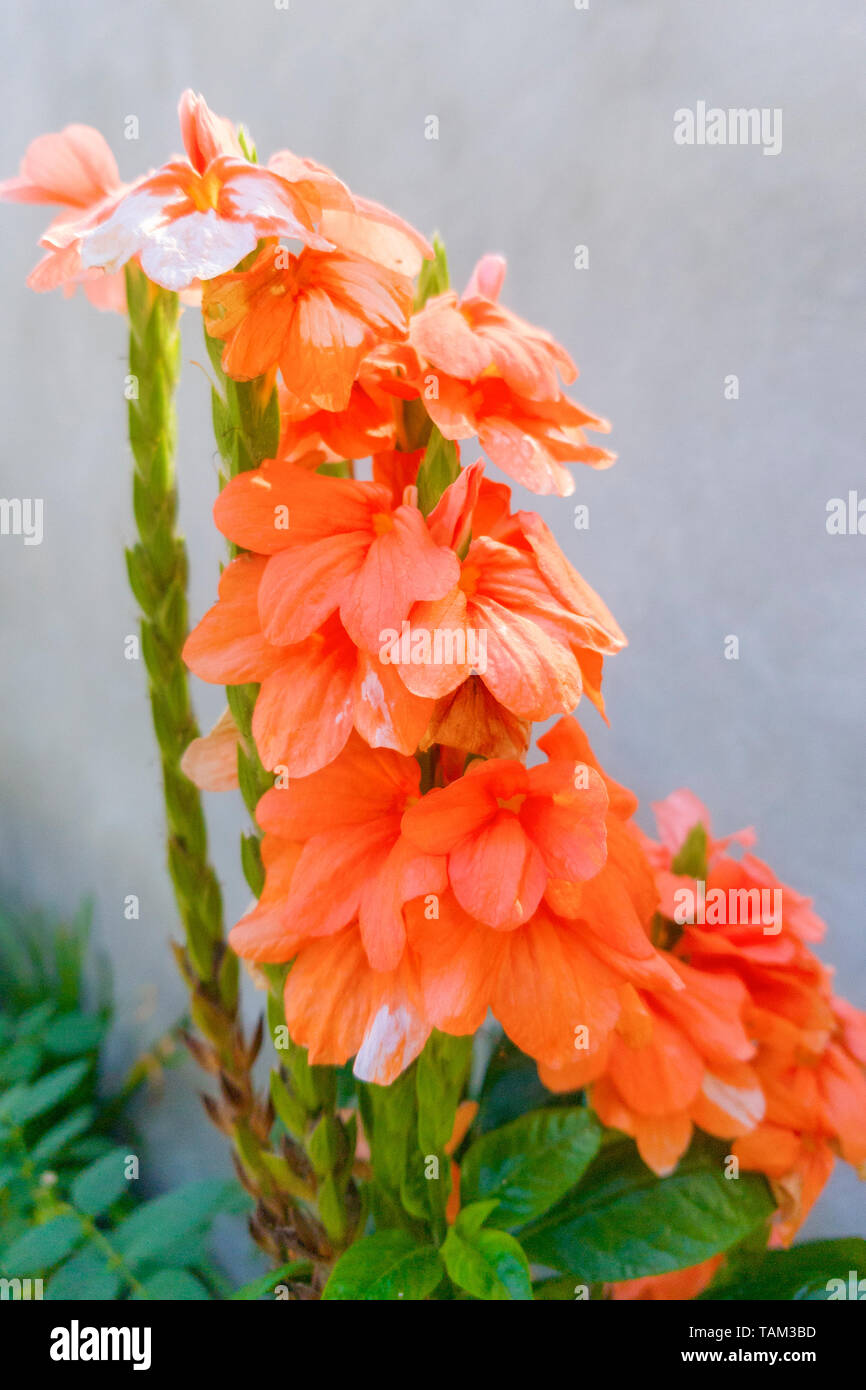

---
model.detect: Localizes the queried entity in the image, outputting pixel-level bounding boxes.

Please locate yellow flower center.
[189,170,223,213]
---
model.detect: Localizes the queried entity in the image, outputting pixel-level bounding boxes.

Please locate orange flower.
[408,893,640,1073]
[182,554,434,777]
[0,123,128,311]
[275,351,409,466]
[266,151,432,278]
[231,874,430,1084]
[203,245,415,412]
[251,735,446,972]
[403,719,678,1071]
[733,1022,866,1244]
[543,958,762,1176]
[394,462,625,722]
[280,926,430,1085]
[180,706,242,792]
[211,462,459,654]
[401,754,608,930]
[228,832,431,1084]
[608,1256,723,1301]
[406,255,615,494]
[644,791,866,1238]
[80,91,340,292]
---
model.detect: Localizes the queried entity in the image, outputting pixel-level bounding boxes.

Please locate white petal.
[138,210,258,290]
[701,1073,766,1129]
[353,1003,428,1085]
[81,189,166,272]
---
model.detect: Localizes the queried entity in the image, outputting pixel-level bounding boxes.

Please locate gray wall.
[1,0,863,1256]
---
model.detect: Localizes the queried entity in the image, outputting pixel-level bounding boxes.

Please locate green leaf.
[0,1059,91,1127]
[416,428,460,516]
[441,1222,532,1301]
[322,1231,444,1301]
[671,823,709,878]
[521,1136,775,1283]
[476,1036,577,1133]
[30,1107,97,1167]
[230,1259,313,1300]
[70,1148,131,1217]
[45,1247,122,1301]
[533,1275,591,1300]
[269,1070,307,1138]
[414,233,450,309]
[42,1011,106,1057]
[137,1225,214,1273]
[460,1107,601,1230]
[1,1216,84,1276]
[0,1040,42,1084]
[703,1239,866,1301]
[455,1199,501,1236]
[14,1000,56,1039]
[362,1068,419,1202]
[416,1031,472,1155]
[114,1180,244,1269]
[135,1269,210,1300]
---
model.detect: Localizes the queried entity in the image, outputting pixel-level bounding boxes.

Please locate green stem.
[124,264,232,1022]
[54,1201,151,1300]
[203,326,358,1264]
[203,328,278,896]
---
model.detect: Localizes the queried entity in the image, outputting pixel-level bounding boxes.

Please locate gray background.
[1,0,863,1265]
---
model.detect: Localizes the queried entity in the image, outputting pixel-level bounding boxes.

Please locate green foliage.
[474,1033,580,1133]
[671,822,709,879]
[459,1107,601,1230]
[230,1259,313,1301]
[322,1231,444,1301]
[701,1238,866,1301]
[415,427,460,516]
[414,232,449,310]
[520,1135,775,1283]
[125,263,226,994]
[0,904,245,1300]
[442,1203,532,1301]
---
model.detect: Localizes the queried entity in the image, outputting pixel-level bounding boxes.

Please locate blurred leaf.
[671,823,708,879]
[135,1269,209,1300]
[29,1107,97,1168]
[14,1001,56,1040]
[114,1180,245,1269]
[70,1148,131,1217]
[1,1216,83,1275]
[0,1059,91,1127]
[702,1239,866,1301]
[0,1040,42,1085]
[42,1012,106,1057]
[45,1246,121,1301]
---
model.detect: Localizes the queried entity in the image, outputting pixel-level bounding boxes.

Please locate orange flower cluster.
[8,92,862,1264]
[545,790,866,1247]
